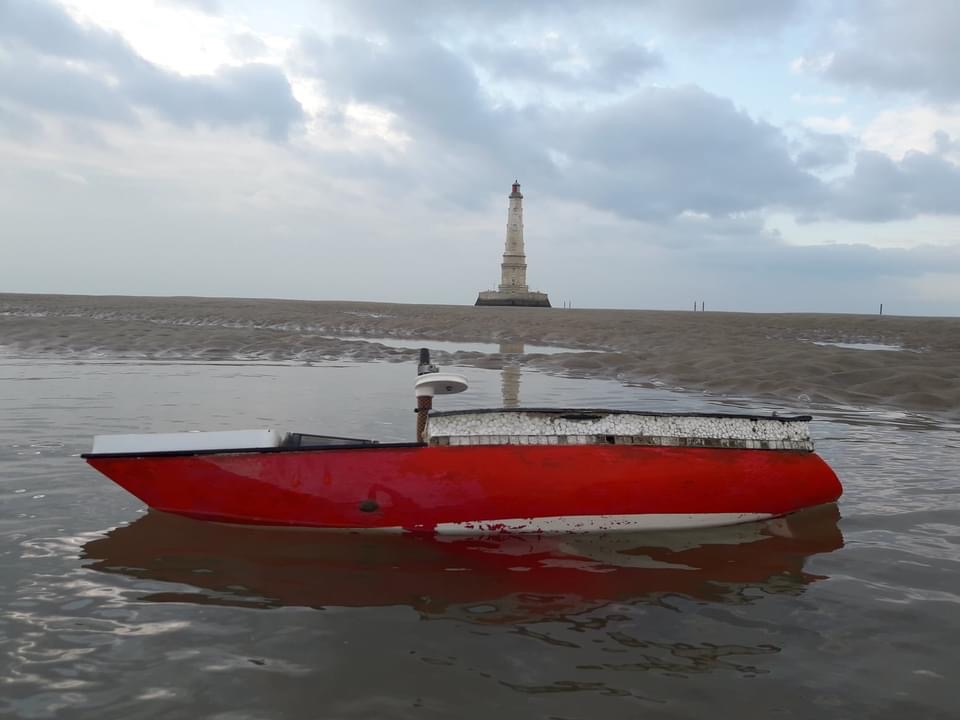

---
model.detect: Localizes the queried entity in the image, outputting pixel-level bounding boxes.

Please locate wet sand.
[2,293,958,418]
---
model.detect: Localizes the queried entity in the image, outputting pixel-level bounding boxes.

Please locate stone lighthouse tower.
[475,181,551,307]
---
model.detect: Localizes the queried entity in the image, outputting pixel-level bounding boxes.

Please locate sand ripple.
[2,294,958,419]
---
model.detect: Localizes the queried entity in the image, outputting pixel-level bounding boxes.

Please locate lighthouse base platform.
[475,290,551,308]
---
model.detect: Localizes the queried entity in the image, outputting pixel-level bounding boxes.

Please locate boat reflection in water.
[82,505,842,623]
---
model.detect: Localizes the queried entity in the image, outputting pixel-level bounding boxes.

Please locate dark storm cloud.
[0,0,303,140]
[809,0,960,100]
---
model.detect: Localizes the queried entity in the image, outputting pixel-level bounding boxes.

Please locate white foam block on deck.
[91,429,285,455]
[428,411,810,443]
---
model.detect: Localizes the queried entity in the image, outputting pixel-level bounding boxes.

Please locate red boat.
[83,350,841,533]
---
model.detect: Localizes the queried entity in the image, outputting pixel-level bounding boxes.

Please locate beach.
[1,291,959,718]
[2,293,958,419]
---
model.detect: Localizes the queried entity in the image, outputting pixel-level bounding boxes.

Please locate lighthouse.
[475,181,551,308]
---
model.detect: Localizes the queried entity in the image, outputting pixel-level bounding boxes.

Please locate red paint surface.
[87,444,842,530]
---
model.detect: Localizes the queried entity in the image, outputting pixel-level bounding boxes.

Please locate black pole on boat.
[416,348,436,443]
[417,348,436,376]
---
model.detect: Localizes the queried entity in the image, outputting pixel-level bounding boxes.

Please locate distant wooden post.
[880,303,883,315]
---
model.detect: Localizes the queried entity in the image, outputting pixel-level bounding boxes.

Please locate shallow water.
[1,354,959,719]
[332,336,583,355]
[811,341,907,352]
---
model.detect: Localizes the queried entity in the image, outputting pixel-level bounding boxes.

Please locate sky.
[1,0,959,315]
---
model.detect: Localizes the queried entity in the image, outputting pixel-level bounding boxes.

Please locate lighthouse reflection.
[499,341,523,407]
[81,505,842,624]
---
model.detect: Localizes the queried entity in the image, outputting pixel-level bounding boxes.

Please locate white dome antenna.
[414,349,468,442]
[415,373,468,397]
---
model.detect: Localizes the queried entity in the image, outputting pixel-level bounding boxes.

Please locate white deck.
[91,429,286,455]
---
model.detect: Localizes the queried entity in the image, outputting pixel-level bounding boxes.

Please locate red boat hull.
[86,444,842,533]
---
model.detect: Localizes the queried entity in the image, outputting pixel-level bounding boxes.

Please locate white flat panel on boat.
[91,429,286,455]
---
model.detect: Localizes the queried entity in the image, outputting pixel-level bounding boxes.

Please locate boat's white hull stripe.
[432,512,774,535]
[220,512,777,534]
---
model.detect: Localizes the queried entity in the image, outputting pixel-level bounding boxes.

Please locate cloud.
[790,94,846,106]
[124,62,304,141]
[552,86,824,220]
[800,0,960,100]
[0,0,136,69]
[299,35,484,140]
[701,240,960,279]
[0,51,138,125]
[328,0,801,37]
[469,39,661,93]
[298,21,960,229]
[644,0,801,33]
[295,31,550,177]
[229,31,268,60]
[0,102,42,140]
[656,219,960,310]
[818,150,960,222]
[933,130,958,156]
[159,0,221,14]
[0,0,303,140]
[677,238,960,314]
[862,106,960,160]
[801,115,853,134]
[297,32,830,222]
[908,272,960,304]
[527,200,960,312]
[795,131,850,170]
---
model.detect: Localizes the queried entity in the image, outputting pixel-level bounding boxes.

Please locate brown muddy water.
[1,336,959,717]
